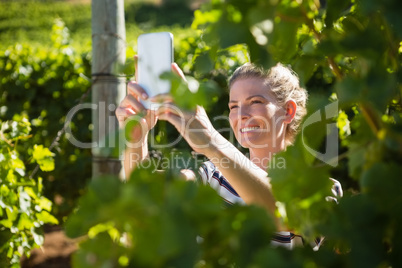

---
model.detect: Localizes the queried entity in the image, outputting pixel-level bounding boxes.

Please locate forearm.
[122,135,149,179]
[203,133,277,216]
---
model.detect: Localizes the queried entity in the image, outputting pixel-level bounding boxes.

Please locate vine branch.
[301,6,382,137]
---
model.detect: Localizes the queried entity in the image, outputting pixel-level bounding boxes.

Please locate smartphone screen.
[137,32,173,109]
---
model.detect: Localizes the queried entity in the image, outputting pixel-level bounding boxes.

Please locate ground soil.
[20,226,77,268]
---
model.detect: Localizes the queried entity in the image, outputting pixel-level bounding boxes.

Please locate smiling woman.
[228,63,308,150]
[197,63,308,215]
[117,61,340,249]
[196,63,322,249]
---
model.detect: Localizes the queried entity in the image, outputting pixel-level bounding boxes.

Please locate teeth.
[241,127,259,133]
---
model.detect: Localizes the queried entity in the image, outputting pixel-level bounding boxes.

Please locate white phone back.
[137,32,173,109]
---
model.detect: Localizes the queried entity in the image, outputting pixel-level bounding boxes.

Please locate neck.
[249,141,286,171]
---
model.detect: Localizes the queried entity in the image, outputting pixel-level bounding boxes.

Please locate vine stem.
[301,7,382,137]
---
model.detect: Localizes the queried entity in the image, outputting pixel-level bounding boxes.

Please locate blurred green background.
[0,0,205,221]
[0,0,197,51]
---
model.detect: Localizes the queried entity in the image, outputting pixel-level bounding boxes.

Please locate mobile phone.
[137,32,174,109]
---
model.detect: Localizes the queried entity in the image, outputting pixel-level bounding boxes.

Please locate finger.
[156,103,186,118]
[179,169,196,181]
[122,94,147,113]
[172,63,186,80]
[115,106,135,117]
[148,108,158,119]
[115,106,135,123]
[196,105,208,116]
[157,110,186,132]
[150,93,174,103]
[127,81,148,100]
[145,109,158,128]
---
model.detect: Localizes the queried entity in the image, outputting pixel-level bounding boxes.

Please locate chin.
[239,139,268,149]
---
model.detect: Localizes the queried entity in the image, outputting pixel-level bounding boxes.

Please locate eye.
[251,99,263,104]
[229,104,239,110]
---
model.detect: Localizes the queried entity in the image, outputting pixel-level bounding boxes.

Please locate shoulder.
[198,161,216,182]
[200,160,216,173]
[198,161,245,205]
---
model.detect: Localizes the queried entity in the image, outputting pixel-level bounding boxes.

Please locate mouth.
[240,126,260,133]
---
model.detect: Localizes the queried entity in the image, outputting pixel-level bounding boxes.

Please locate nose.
[239,106,251,120]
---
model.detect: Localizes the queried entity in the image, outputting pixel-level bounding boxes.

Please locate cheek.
[260,105,280,119]
[228,112,238,129]
[251,106,273,123]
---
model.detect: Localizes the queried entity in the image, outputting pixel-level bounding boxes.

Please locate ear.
[284,100,297,124]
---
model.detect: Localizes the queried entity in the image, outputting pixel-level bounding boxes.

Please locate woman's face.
[228,77,287,149]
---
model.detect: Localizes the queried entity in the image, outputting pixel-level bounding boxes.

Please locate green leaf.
[71,232,123,268]
[32,144,55,172]
[215,8,252,50]
[36,210,58,225]
[17,213,34,230]
[37,196,53,212]
[270,136,333,203]
[337,110,351,140]
[194,52,214,74]
[336,75,364,107]
[267,4,303,63]
[65,175,122,238]
[360,162,402,215]
[163,72,221,111]
[10,152,25,177]
[325,0,353,27]
[293,55,319,87]
[90,175,121,204]
[347,142,365,180]
[270,131,335,238]
[1,185,10,197]
[192,9,222,31]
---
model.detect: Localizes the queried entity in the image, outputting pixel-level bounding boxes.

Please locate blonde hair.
[228,63,308,145]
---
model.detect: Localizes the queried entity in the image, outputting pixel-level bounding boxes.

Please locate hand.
[154,64,219,155]
[116,57,186,145]
[115,56,157,144]
[115,80,157,144]
[156,103,218,155]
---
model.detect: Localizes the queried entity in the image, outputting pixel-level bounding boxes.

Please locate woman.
[116,62,338,249]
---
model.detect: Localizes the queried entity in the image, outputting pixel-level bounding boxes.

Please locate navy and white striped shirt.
[198,160,343,249]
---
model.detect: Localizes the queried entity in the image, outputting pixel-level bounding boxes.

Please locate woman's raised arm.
[156,104,281,228]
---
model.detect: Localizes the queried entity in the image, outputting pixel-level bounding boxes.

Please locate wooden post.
[91,0,126,177]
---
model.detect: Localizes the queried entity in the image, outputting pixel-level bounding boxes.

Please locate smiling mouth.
[240,126,260,133]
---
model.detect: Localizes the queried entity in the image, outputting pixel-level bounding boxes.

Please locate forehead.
[229,77,274,100]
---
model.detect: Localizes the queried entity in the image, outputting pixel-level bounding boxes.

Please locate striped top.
[197,160,343,250]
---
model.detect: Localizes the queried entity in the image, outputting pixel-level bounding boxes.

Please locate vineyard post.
[91,0,126,178]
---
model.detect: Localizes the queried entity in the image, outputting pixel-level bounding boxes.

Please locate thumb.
[157,111,186,134]
[172,63,186,81]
